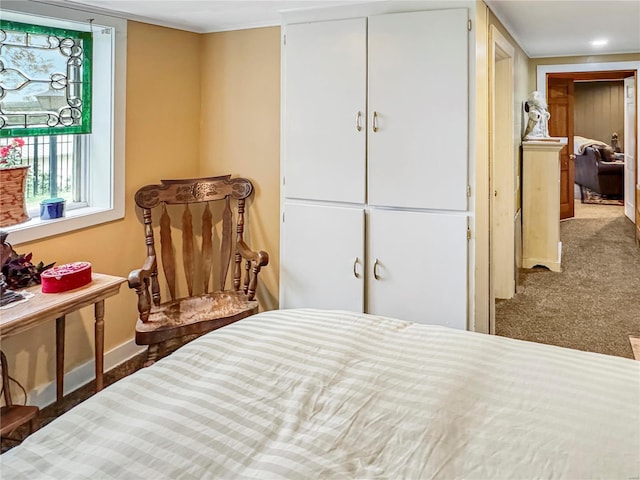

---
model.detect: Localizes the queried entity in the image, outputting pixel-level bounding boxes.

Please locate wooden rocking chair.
[128,175,269,366]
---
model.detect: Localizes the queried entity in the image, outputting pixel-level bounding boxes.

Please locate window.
[1,20,92,136]
[0,1,125,245]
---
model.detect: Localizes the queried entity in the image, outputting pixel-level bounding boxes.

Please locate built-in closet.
[280,8,471,328]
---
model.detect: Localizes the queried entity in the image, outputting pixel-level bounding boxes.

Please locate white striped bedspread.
[3,309,639,479]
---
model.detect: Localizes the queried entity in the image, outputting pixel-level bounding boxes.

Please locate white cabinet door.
[367,208,468,329]
[367,9,469,211]
[284,18,367,204]
[281,202,364,311]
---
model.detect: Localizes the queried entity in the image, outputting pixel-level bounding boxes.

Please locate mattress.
[2,309,639,479]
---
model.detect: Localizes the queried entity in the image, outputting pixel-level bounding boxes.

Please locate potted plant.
[2,249,55,290]
[0,230,54,306]
[0,138,30,227]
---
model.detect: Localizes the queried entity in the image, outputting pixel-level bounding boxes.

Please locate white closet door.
[284,19,366,204]
[367,208,468,329]
[368,9,469,211]
[281,202,364,311]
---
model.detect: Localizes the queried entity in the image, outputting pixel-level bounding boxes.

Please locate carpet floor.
[496,203,640,359]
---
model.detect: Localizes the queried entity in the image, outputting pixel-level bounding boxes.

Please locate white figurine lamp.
[522,90,551,140]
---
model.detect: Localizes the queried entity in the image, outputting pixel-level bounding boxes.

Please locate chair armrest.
[236,239,269,267]
[128,256,156,322]
[235,240,268,300]
[597,161,624,176]
[127,256,156,289]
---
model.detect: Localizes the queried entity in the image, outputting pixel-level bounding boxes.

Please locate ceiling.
[52,1,374,32]
[485,0,640,58]
[49,0,640,58]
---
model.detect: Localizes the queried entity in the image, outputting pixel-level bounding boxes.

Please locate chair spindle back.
[133,175,256,308]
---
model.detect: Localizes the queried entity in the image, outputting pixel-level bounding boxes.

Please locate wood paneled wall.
[574,81,625,149]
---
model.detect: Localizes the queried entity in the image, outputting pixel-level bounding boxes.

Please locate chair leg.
[144,344,159,367]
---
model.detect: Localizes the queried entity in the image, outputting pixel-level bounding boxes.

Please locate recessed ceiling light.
[591,39,608,47]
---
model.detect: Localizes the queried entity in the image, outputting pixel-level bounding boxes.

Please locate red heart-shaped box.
[41,262,92,293]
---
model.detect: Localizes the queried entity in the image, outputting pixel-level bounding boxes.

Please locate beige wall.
[574,81,625,146]
[200,27,281,311]
[2,22,202,394]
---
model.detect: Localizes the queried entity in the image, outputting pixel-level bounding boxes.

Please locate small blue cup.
[40,197,66,220]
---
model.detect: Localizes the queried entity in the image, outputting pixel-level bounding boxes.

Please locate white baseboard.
[27,340,147,409]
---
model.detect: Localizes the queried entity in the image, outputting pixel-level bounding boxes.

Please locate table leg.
[56,316,65,403]
[95,300,105,392]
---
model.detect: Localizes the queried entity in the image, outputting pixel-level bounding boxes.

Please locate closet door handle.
[373,258,380,280]
[372,111,379,132]
[353,258,360,278]
[355,111,362,132]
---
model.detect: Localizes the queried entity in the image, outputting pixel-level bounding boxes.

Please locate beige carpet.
[496,202,640,359]
[573,201,627,219]
[630,336,640,361]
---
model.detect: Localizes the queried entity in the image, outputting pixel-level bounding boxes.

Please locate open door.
[547,77,574,220]
[623,76,639,245]
[490,25,516,309]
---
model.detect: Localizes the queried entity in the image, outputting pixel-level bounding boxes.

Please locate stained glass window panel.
[0,20,92,137]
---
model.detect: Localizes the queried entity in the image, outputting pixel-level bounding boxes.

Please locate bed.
[2,309,639,479]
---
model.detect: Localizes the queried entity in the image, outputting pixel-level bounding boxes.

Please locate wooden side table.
[0,273,126,402]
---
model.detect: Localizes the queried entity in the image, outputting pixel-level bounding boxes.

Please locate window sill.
[4,205,124,246]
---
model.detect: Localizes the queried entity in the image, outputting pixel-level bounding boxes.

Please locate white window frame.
[1,1,126,246]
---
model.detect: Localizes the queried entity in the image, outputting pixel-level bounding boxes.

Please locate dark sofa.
[574,146,624,197]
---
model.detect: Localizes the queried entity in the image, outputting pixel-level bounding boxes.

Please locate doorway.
[490,61,639,337]
[547,71,633,220]
[537,61,639,228]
